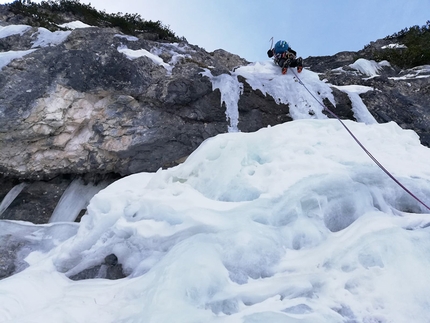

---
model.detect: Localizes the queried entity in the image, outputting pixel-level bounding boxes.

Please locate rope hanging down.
[290,69,430,212]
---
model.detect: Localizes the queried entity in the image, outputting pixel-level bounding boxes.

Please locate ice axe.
[267,37,274,58]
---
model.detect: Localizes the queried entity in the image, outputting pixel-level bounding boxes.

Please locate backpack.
[274,40,289,54]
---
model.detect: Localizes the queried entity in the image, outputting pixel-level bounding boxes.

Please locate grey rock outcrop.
[0,25,291,180]
[0,7,292,224]
[304,47,430,147]
[0,27,223,179]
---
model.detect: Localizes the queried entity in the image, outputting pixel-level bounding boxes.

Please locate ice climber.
[267,40,303,74]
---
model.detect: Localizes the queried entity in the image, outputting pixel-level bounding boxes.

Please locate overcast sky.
[1,0,429,62]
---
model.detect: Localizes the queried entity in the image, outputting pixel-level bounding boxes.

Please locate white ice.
[201,61,333,132]
[201,70,242,132]
[49,179,109,223]
[0,183,27,215]
[1,29,430,323]
[1,118,430,323]
[233,61,334,120]
[332,85,377,124]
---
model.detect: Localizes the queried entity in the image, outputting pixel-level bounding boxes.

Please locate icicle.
[0,183,27,216]
[200,70,243,133]
[49,179,108,223]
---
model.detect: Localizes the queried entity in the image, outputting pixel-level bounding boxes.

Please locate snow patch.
[114,34,139,41]
[31,27,71,48]
[381,43,407,49]
[117,44,172,73]
[333,85,377,124]
[349,58,390,77]
[389,65,430,80]
[233,61,334,119]
[0,49,36,69]
[0,24,31,38]
[0,24,71,47]
[58,20,93,29]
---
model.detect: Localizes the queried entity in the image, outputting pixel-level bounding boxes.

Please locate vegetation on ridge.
[370,20,430,69]
[6,0,184,41]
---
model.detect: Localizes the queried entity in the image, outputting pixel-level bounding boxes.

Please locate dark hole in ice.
[68,254,126,281]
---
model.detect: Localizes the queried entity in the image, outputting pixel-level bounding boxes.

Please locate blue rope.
[291,69,430,212]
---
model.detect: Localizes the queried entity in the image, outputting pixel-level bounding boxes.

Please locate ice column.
[49,179,108,223]
[203,71,243,132]
[0,183,27,216]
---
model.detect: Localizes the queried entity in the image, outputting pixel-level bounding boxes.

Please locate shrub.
[7,0,184,41]
[373,21,430,68]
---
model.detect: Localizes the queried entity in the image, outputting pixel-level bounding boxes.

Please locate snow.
[58,21,93,29]
[1,25,430,323]
[30,27,71,48]
[234,62,333,120]
[0,23,72,68]
[1,118,430,323]
[0,24,31,38]
[114,34,139,41]
[0,24,71,48]
[117,42,193,76]
[0,49,36,69]
[117,44,173,73]
[389,65,430,80]
[332,85,377,124]
[349,58,391,77]
[381,43,407,49]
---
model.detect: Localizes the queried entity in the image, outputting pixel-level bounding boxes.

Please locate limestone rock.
[0,6,291,224]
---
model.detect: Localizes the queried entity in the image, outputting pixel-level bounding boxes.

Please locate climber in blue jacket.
[267,40,303,74]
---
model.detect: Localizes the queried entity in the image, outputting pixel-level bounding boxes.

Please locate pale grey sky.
[1,0,429,62]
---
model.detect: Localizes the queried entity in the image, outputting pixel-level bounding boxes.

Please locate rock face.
[305,45,430,146]
[0,25,290,180]
[0,4,429,227]
[0,9,290,223]
[0,27,232,179]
